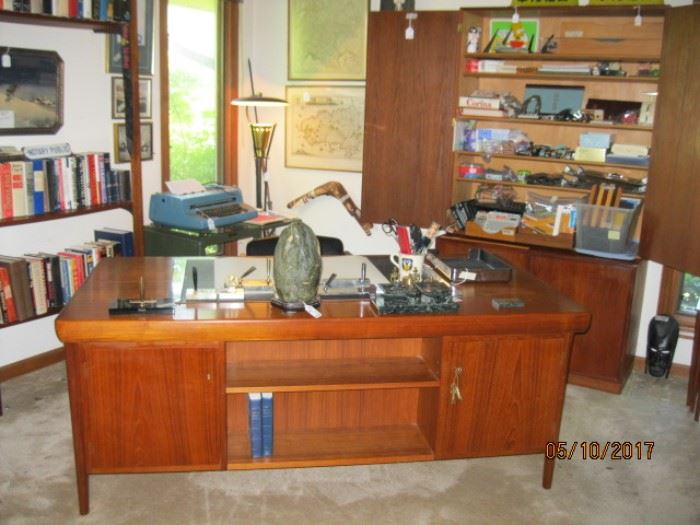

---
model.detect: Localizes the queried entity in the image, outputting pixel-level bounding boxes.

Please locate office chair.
[246,235,345,256]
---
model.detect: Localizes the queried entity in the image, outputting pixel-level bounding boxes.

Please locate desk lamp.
[231,59,287,211]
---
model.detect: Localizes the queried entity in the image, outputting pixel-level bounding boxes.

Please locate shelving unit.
[224,337,441,468]
[453,6,665,231]
[0,7,143,332]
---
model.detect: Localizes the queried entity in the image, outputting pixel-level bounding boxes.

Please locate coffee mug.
[390,253,425,282]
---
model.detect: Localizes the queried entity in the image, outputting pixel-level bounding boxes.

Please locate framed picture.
[288,0,368,80]
[113,122,153,163]
[111,77,152,119]
[0,47,63,135]
[488,18,540,53]
[107,0,154,75]
[285,85,364,172]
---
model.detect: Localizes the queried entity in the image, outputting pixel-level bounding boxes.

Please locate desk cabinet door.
[77,343,225,472]
[436,336,569,459]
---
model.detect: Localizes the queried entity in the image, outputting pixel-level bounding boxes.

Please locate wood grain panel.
[78,343,225,472]
[640,5,700,276]
[362,11,462,225]
[437,335,568,458]
[528,252,640,387]
[227,426,434,468]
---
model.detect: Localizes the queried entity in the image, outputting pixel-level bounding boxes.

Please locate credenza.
[55,256,589,514]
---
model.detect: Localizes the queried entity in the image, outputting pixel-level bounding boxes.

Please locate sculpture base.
[271,296,321,312]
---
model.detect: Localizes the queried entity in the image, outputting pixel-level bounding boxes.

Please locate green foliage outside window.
[679,273,700,315]
[168,71,217,185]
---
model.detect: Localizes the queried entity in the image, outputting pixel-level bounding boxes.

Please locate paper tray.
[427,249,512,283]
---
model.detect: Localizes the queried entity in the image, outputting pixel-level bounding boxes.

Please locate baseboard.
[0,347,66,382]
[633,356,689,379]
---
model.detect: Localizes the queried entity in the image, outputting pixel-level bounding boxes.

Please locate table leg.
[542,456,555,489]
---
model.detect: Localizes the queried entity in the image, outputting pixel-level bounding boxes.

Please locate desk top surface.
[55,256,590,343]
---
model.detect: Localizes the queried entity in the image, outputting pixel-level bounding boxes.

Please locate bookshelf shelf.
[465,52,662,63]
[227,425,434,469]
[225,357,441,393]
[453,177,644,200]
[0,307,62,331]
[0,202,133,229]
[454,115,654,133]
[454,151,649,173]
[467,72,659,83]
[0,11,122,32]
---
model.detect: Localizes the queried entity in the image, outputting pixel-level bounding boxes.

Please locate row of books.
[0,153,131,220]
[0,0,128,21]
[248,393,273,458]
[0,227,133,325]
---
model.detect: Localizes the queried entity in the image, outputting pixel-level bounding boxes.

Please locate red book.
[0,266,18,323]
[0,162,13,218]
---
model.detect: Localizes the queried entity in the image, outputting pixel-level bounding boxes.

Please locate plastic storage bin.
[574,203,641,260]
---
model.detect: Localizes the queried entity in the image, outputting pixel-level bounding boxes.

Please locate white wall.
[0,0,693,368]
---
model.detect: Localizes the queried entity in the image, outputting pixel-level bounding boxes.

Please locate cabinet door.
[641,5,700,275]
[361,11,461,226]
[528,252,642,391]
[437,336,569,459]
[77,343,225,471]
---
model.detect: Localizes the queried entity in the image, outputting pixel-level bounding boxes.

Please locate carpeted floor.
[0,363,698,525]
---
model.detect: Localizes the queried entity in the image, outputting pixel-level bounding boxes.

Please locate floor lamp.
[231,60,287,211]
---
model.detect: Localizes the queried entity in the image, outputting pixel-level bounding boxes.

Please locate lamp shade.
[231,95,288,107]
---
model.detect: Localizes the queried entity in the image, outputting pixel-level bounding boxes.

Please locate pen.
[192,266,198,292]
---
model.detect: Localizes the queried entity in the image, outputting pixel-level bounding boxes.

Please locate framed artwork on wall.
[285,85,364,172]
[288,0,368,80]
[0,48,63,135]
[114,122,153,163]
[111,77,152,119]
[107,0,155,75]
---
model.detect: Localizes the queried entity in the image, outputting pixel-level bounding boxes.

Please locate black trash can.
[645,315,680,378]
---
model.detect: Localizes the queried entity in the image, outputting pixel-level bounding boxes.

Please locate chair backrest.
[246,236,345,256]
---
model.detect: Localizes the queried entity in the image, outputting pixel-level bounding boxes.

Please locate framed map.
[285,86,365,172]
[288,0,368,80]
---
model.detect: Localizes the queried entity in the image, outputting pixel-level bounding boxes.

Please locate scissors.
[381,218,400,238]
[382,218,412,254]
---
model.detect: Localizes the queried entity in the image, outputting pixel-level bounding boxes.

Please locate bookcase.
[452,6,665,249]
[0,8,143,341]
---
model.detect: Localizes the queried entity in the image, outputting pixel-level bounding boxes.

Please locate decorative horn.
[287,181,373,236]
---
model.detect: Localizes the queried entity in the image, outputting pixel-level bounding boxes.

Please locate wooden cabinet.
[71,342,225,471]
[57,256,590,513]
[224,338,441,468]
[436,335,569,459]
[436,234,644,394]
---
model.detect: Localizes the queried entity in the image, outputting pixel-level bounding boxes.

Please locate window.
[658,267,699,337]
[159,0,238,187]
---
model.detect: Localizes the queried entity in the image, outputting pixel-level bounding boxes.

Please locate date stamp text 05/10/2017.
[545,441,655,461]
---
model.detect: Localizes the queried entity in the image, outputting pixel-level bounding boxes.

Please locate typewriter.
[149,185,258,231]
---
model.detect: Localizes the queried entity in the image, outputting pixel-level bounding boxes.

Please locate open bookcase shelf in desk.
[225,357,440,393]
[227,426,435,469]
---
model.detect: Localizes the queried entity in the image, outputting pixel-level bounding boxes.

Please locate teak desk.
[55,257,590,515]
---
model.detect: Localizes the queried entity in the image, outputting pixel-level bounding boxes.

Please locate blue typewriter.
[149,185,258,231]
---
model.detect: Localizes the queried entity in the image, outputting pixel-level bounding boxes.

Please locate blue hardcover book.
[261,392,273,457]
[94,227,134,256]
[248,393,262,459]
[31,160,46,215]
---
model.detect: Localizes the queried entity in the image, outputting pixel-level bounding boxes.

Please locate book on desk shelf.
[248,393,263,459]
[261,392,274,457]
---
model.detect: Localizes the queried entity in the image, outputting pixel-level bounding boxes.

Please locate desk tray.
[428,249,512,283]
